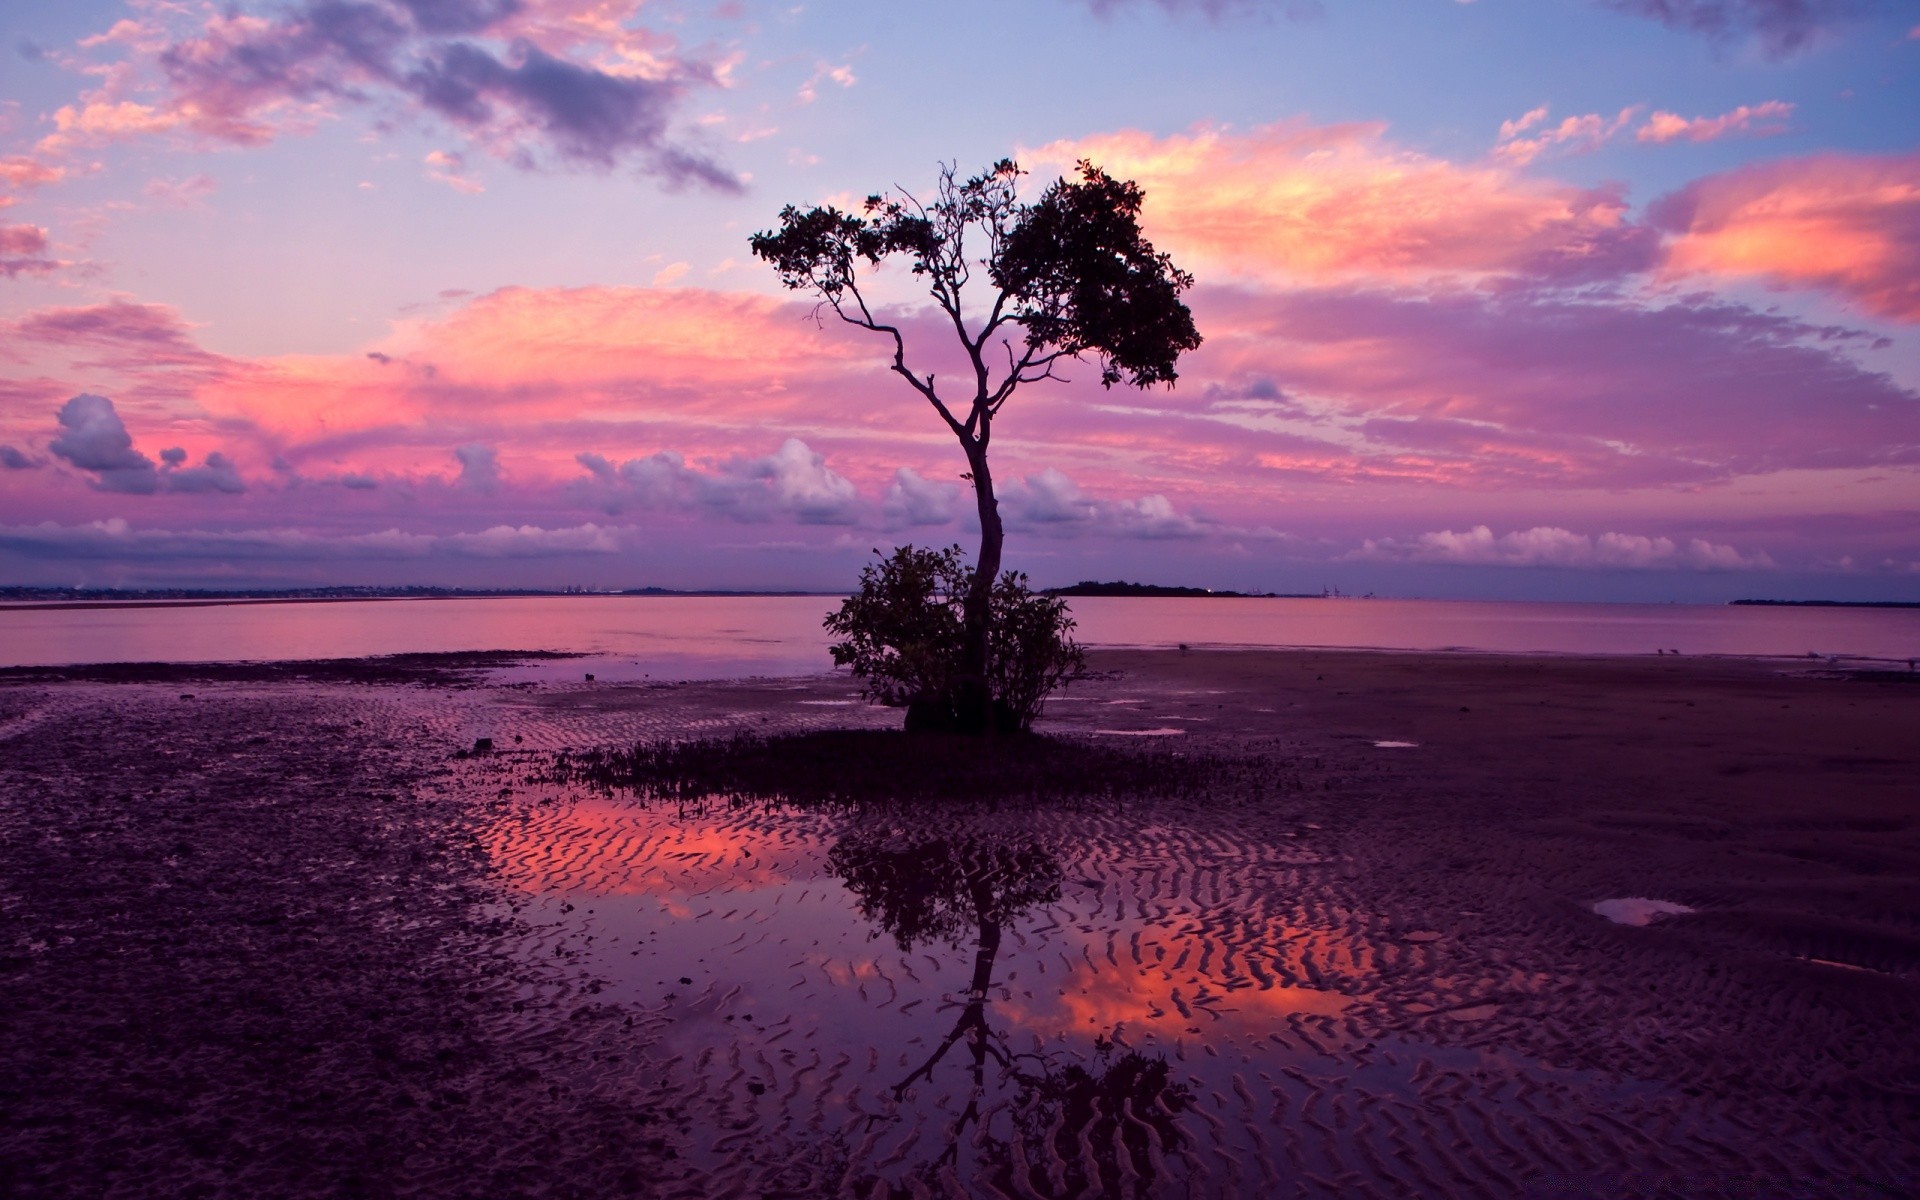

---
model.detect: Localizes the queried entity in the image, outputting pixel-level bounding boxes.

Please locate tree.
[823,544,1084,733]
[750,160,1200,732]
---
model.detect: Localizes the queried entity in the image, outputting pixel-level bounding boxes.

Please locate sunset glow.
[2,0,1915,598]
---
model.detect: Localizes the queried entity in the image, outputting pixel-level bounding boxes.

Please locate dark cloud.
[453,443,500,491]
[49,394,160,493]
[0,445,41,470]
[44,394,246,495]
[1598,0,1871,56]
[394,0,523,36]
[163,451,246,494]
[151,0,736,185]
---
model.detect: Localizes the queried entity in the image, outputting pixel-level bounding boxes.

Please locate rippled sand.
[4,649,1916,1198]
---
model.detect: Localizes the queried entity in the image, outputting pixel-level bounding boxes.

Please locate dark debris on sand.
[0,688,671,1200]
[0,650,579,690]
[553,728,1278,808]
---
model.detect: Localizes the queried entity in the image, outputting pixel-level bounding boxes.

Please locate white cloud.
[575,437,862,525]
[881,466,961,527]
[998,468,1206,540]
[1347,524,1774,570]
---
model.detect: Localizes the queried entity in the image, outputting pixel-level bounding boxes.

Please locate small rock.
[472,737,494,754]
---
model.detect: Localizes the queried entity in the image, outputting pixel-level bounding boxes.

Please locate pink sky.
[2,1,1916,598]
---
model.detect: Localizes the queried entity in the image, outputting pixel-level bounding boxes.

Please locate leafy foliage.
[824,545,1084,732]
[749,159,1199,400]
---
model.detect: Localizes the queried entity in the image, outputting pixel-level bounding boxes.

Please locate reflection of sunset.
[482,794,815,897]
[1001,922,1350,1037]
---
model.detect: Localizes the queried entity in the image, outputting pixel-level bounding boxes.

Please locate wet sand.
[2,649,1915,1198]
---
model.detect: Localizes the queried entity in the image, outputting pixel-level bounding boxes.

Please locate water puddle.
[1091,727,1188,737]
[463,764,1755,1196]
[479,787,1381,1194]
[1373,740,1419,749]
[1591,897,1696,926]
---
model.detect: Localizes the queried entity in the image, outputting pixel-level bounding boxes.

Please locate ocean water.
[3,594,1916,674]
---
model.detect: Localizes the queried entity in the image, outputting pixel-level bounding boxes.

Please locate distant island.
[1729,599,1920,609]
[0,585,837,607]
[1045,580,1319,598]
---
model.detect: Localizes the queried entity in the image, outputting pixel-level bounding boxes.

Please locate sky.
[1,0,1916,600]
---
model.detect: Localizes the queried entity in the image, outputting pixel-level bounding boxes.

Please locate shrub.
[825,545,1085,733]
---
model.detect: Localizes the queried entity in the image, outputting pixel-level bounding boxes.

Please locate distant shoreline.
[1729,599,1920,609]
[0,588,841,611]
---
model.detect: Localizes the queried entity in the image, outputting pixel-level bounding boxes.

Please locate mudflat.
[1,649,1914,1198]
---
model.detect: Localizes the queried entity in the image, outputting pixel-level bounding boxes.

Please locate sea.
[3,595,1916,677]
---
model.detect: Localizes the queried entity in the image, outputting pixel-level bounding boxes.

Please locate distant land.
[1045,580,1317,598]
[0,585,838,608]
[1729,599,1920,609]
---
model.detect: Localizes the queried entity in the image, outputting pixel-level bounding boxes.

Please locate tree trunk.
[956,439,1002,734]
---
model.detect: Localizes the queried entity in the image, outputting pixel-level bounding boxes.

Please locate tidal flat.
[1,650,1915,1198]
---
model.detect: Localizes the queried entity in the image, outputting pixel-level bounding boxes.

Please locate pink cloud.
[1024,122,1657,285]
[1493,107,1638,165]
[1637,100,1793,143]
[12,300,232,372]
[0,224,59,277]
[0,156,67,190]
[1652,151,1920,321]
[44,1,736,186]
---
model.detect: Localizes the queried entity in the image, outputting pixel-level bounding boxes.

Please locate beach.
[2,649,1915,1198]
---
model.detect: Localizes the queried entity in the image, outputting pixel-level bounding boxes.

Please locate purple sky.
[2,0,1916,598]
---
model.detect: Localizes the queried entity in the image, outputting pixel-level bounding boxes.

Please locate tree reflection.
[828,828,1190,1197]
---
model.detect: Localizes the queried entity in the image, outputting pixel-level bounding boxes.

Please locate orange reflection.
[481,794,810,897]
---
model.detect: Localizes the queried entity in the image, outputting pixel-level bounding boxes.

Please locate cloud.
[423,149,484,193]
[796,61,857,104]
[999,468,1206,539]
[453,442,500,491]
[0,517,626,561]
[48,393,160,493]
[1597,0,1868,57]
[1025,122,1659,286]
[1188,281,1919,485]
[47,1,736,187]
[12,300,229,372]
[1652,151,1920,321]
[44,393,245,495]
[1493,107,1639,165]
[1349,524,1774,569]
[0,156,65,189]
[141,173,219,207]
[0,223,59,277]
[575,438,863,524]
[1,445,42,470]
[161,450,246,494]
[881,467,961,526]
[1638,100,1793,143]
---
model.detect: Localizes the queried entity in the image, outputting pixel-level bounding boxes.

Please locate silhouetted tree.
[751,160,1200,731]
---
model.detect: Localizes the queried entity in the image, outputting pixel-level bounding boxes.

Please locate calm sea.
[3,595,1916,676]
